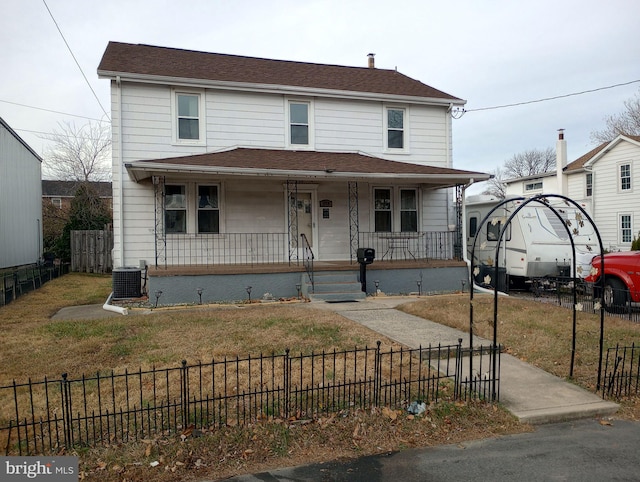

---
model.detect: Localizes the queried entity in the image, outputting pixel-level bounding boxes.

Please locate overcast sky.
[2,0,639,192]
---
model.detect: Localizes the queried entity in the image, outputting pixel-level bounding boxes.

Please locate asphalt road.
[222,418,640,481]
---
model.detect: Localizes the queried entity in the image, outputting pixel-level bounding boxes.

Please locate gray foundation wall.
[148,266,469,306]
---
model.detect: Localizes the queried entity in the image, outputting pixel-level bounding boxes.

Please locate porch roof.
[125,148,490,187]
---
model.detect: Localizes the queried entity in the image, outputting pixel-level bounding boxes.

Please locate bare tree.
[482,166,507,199]
[42,121,111,181]
[503,147,555,179]
[591,88,640,144]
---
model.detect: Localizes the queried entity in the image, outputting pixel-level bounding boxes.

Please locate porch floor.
[148,259,466,276]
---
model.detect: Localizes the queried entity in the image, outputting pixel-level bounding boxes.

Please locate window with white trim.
[586,173,593,197]
[373,187,419,232]
[386,108,405,149]
[172,89,205,144]
[620,214,633,244]
[197,185,220,233]
[51,198,62,209]
[620,163,631,191]
[400,189,418,232]
[165,184,187,233]
[374,188,392,232]
[525,181,543,192]
[286,100,314,148]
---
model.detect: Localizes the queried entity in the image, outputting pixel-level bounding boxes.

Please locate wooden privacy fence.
[71,229,113,273]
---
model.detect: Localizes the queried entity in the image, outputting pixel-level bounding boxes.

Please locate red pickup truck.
[584,250,640,312]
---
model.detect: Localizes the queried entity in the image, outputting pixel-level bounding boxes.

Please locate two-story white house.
[98,42,489,304]
[505,131,640,253]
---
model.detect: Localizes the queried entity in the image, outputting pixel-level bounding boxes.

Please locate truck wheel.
[603,278,629,313]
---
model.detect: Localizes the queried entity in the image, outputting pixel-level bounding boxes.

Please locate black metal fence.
[602,344,640,399]
[1,263,69,307]
[528,281,640,323]
[1,341,500,455]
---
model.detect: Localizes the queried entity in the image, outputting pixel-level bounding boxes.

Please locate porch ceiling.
[125,147,490,188]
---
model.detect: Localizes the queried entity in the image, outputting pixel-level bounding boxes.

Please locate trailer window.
[469,216,478,237]
[486,220,510,241]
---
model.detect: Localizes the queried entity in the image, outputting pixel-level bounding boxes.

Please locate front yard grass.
[6,274,638,480]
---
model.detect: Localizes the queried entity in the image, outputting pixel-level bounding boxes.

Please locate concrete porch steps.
[302,270,366,302]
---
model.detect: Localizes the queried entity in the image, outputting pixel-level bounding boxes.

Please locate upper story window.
[165,184,187,233]
[172,89,205,145]
[51,198,62,209]
[620,163,632,191]
[586,173,593,197]
[386,108,405,149]
[525,181,543,192]
[197,185,220,234]
[287,99,314,148]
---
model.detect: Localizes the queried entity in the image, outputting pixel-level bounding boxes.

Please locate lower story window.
[198,185,220,233]
[373,187,419,232]
[400,189,417,232]
[621,214,632,243]
[165,184,186,233]
[374,188,392,232]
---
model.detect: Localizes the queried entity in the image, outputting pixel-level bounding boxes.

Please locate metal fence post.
[60,373,72,449]
[180,360,189,428]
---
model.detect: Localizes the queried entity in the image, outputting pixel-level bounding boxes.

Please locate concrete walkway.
[308,296,618,424]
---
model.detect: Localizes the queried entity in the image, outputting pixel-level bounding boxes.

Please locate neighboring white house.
[97,42,489,303]
[505,131,640,252]
[0,117,42,269]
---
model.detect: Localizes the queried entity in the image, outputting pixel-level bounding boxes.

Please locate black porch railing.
[159,232,289,268]
[1,341,500,455]
[358,231,458,262]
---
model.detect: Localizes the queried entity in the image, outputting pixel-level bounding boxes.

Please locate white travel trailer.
[466,195,599,290]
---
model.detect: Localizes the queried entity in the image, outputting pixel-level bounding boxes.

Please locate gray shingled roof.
[125,148,489,184]
[42,180,112,198]
[98,42,463,103]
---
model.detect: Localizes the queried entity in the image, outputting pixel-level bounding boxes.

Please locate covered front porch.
[123,148,487,304]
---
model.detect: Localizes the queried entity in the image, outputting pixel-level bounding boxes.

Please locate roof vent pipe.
[368,53,375,68]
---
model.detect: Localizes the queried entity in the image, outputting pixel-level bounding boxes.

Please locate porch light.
[154,290,163,307]
[296,283,301,299]
[197,287,203,304]
[246,286,252,301]
[416,280,422,296]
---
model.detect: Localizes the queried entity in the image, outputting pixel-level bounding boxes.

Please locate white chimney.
[367,53,375,68]
[556,129,567,195]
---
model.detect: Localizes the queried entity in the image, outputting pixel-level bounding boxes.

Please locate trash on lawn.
[407,401,426,415]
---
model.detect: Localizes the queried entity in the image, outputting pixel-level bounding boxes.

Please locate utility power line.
[0,99,106,122]
[465,79,640,113]
[42,0,111,121]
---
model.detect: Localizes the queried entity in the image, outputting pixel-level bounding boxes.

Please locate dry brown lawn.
[8,274,639,480]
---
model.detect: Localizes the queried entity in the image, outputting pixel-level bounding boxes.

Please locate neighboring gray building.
[0,117,43,269]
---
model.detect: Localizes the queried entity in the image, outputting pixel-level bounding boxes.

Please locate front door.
[296,192,313,247]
